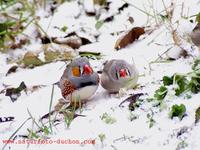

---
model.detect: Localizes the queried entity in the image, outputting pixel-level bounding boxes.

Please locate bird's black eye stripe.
[79,66,82,75]
[127,69,131,76]
[116,71,119,79]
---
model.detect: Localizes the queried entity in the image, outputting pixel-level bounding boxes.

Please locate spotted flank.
[61,80,76,99]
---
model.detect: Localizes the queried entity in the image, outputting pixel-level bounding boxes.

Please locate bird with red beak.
[59,57,99,103]
[101,59,138,93]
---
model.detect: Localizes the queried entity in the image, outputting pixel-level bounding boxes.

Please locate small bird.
[59,57,99,103]
[101,59,139,93]
[191,23,200,50]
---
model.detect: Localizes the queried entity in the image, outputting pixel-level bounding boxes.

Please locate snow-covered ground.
[1,0,200,150]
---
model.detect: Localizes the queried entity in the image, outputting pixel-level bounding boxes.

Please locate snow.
[1,0,200,150]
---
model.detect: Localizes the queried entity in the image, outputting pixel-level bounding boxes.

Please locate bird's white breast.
[71,85,98,102]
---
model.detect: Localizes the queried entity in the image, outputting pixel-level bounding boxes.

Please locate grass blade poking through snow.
[49,84,55,133]
[2,117,31,150]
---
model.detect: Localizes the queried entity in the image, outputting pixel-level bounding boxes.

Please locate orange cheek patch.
[72,67,80,77]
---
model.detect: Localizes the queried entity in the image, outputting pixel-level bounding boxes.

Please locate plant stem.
[49,84,55,133]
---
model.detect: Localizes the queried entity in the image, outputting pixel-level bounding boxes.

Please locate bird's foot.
[117,88,128,98]
[54,98,70,112]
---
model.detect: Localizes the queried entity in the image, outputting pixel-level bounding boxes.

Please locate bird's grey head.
[65,57,99,88]
[105,59,134,81]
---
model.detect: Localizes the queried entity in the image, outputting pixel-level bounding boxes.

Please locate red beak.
[119,69,127,77]
[83,64,93,75]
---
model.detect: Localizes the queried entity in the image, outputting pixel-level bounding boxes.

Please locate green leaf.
[188,77,200,94]
[98,133,106,142]
[42,126,50,135]
[163,75,173,86]
[79,51,102,60]
[195,107,200,124]
[61,26,68,32]
[174,75,189,96]
[146,110,155,128]
[0,20,16,34]
[64,111,75,128]
[27,129,39,139]
[192,58,200,70]
[176,140,188,150]
[169,104,186,120]
[154,86,168,101]
[159,14,169,21]
[95,20,104,30]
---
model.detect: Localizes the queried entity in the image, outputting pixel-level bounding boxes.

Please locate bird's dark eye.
[72,66,80,77]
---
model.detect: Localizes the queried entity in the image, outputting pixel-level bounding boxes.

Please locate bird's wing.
[60,79,76,99]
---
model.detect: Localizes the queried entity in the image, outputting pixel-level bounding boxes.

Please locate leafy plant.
[195,106,200,124]
[27,129,39,139]
[147,110,155,128]
[160,60,200,97]
[154,86,168,101]
[128,112,139,121]
[100,113,116,124]
[163,75,173,86]
[98,133,106,143]
[79,51,102,60]
[61,26,68,32]
[188,77,200,94]
[192,58,200,70]
[176,140,188,150]
[169,104,186,120]
[63,111,75,128]
[174,75,189,96]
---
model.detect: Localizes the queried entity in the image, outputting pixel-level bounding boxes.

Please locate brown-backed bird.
[59,57,99,102]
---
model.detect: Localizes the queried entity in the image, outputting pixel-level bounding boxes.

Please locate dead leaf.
[6,65,18,76]
[84,0,96,16]
[10,39,28,49]
[128,16,134,24]
[43,43,76,62]
[0,116,15,123]
[118,3,129,12]
[28,85,47,93]
[93,0,107,5]
[119,93,143,111]
[5,82,27,102]
[41,36,51,44]
[44,50,61,63]
[115,27,145,50]
[64,32,92,46]
[53,36,82,49]
[54,32,92,49]
[22,51,43,67]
